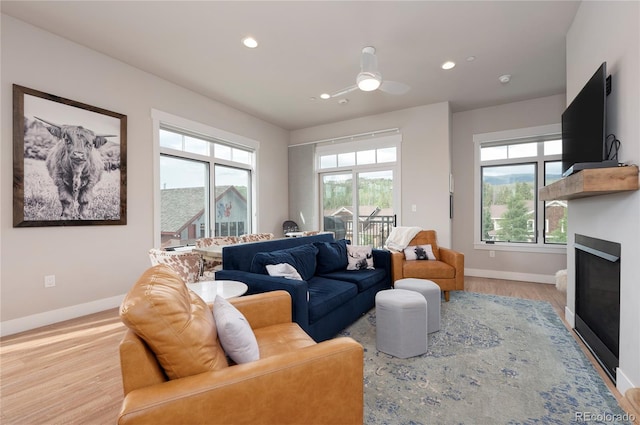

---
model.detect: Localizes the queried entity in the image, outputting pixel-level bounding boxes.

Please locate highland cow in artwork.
[37,117,114,219]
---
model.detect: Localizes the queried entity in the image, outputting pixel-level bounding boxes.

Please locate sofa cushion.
[318,268,387,292]
[307,276,359,323]
[314,239,349,274]
[213,295,259,364]
[119,265,228,380]
[403,260,455,279]
[250,244,318,281]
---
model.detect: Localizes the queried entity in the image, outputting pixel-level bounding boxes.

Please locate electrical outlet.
[44,275,56,288]
[411,204,417,212]
[489,250,495,258]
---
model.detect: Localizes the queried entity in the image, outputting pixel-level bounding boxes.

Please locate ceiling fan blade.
[330,85,358,98]
[379,80,410,95]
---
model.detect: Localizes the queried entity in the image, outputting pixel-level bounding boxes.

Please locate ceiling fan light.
[357,72,381,91]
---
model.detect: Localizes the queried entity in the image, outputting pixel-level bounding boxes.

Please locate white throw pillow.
[213,295,259,364]
[265,263,303,280]
[346,245,374,270]
[404,244,436,261]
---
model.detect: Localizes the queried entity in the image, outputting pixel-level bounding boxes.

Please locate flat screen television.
[561,62,616,177]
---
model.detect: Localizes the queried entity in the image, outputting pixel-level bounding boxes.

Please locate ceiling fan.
[327,46,410,98]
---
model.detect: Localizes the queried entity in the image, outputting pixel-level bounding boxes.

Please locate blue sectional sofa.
[216,233,391,342]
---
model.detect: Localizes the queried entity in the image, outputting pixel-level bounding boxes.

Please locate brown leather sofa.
[390,230,464,301]
[118,266,364,424]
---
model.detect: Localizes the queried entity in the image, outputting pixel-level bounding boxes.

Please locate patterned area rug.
[339,291,631,425]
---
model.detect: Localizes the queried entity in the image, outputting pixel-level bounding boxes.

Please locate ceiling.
[1,1,580,131]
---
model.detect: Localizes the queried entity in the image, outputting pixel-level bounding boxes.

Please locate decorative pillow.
[250,244,318,281]
[404,244,436,261]
[213,295,260,364]
[119,265,228,380]
[314,239,349,274]
[346,245,374,270]
[266,263,303,280]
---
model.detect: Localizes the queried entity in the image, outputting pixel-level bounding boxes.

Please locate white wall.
[0,15,289,334]
[290,102,453,247]
[565,1,640,393]
[451,95,568,282]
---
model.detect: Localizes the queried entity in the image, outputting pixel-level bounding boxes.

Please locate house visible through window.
[474,124,566,252]
[154,113,257,249]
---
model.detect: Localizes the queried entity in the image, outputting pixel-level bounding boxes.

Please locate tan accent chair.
[118,266,364,425]
[390,230,464,301]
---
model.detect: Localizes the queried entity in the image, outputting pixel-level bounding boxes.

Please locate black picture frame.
[13,84,127,227]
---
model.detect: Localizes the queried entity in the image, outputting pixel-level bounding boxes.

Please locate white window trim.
[473,124,566,254]
[151,109,259,248]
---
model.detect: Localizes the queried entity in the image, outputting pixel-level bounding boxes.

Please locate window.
[316,133,401,248]
[474,124,566,253]
[153,110,258,248]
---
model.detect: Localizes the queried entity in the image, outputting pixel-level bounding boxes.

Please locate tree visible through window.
[478,136,565,247]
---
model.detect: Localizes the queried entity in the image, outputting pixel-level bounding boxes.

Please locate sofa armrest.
[372,248,392,285]
[229,290,291,329]
[215,270,310,331]
[118,337,364,425]
[390,251,405,283]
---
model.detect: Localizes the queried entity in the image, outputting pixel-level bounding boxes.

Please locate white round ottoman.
[375,289,427,358]
[395,278,441,334]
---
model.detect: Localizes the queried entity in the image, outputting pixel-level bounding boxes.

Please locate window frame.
[315,133,402,241]
[152,109,259,248]
[473,124,566,254]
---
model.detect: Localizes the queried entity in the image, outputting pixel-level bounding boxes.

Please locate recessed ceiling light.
[499,74,511,84]
[466,56,476,62]
[242,37,258,48]
[320,93,331,100]
[441,61,456,70]
[338,98,349,105]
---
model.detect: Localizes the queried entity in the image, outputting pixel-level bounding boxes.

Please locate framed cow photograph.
[13,84,127,227]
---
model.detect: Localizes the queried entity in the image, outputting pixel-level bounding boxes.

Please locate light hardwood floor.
[0,277,636,424]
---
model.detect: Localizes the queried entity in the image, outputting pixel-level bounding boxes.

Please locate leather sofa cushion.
[307,277,359,323]
[403,260,455,279]
[120,265,228,380]
[250,244,318,281]
[253,322,316,358]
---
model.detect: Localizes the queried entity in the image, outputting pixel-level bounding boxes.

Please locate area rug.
[339,291,632,425]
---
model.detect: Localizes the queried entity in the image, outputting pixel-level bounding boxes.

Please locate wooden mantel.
[539,166,639,201]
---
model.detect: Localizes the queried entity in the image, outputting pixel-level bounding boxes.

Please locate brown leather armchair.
[118,281,363,424]
[390,230,464,301]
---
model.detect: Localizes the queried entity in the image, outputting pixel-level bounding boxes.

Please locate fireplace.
[574,234,621,383]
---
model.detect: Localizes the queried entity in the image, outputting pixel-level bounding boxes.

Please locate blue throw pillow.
[250,244,318,281]
[314,239,349,274]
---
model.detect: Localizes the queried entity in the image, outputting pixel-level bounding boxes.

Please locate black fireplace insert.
[574,234,621,383]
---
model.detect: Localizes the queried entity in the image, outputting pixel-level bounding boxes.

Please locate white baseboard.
[0,294,125,337]
[465,268,555,284]
[616,368,636,396]
[564,305,575,327]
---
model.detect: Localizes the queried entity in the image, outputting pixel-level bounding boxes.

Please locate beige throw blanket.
[384,226,422,252]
